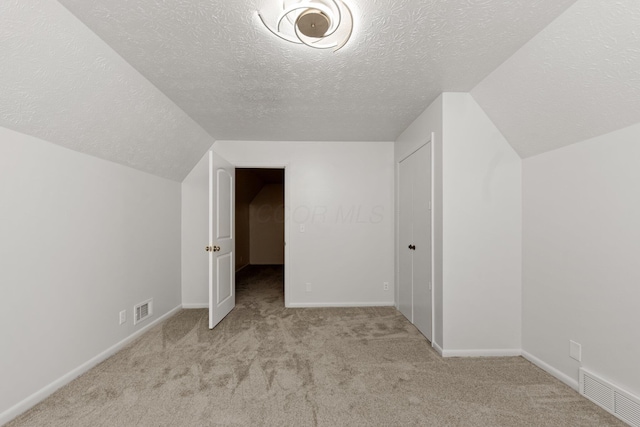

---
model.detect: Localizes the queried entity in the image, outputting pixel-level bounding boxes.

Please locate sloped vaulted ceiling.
[11,0,632,180]
[472,0,640,158]
[61,0,574,141]
[0,1,215,181]
[53,0,576,142]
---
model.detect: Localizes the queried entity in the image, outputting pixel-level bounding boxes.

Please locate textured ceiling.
[0,1,214,181]
[56,0,577,143]
[472,0,640,158]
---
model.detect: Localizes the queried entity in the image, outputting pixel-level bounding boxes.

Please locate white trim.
[441,348,522,358]
[398,140,430,163]
[429,132,435,344]
[230,162,290,308]
[283,166,291,308]
[0,304,182,426]
[522,350,579,391]
[432,341,444,356]
[286,301,395,308]
[394,155,400,309]
[208,150,214,328]
[182,303,208,309]
[231,162,288,169]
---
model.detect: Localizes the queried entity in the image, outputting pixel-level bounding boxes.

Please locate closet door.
[398,143,432,341]
[398,153,415,322]
[412,145,432,340]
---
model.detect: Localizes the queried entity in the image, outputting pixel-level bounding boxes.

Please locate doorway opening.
[235,168,285,305]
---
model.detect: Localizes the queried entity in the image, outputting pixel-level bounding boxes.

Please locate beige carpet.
[7,265,625,426]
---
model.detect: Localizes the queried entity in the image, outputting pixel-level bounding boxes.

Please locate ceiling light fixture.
[258,0,354,52]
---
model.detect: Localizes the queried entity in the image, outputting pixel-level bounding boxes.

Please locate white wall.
[523,122,640,396]
[250,184,285,265]
[0,127,182,422]
[211,141,395,307]
[181,151,211,307]
[441,93,522,354]
[395,95,444,347]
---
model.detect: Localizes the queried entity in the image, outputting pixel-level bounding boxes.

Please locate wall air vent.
[580,368,640,427]
[134,298,153,325]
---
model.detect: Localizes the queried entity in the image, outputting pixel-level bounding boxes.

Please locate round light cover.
[296,9,331,38]
[258,0,354,51]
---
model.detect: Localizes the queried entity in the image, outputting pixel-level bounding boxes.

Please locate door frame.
[233,162,290,307]
[395,135,435,343]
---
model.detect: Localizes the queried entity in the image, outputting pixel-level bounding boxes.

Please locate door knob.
[213,246,221,252]
[408,244,416,250]
[205,245,221,252]
[205,246,212,252]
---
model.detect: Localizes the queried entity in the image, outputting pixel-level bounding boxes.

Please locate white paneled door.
[208,151,235,329]
[398,143,432,341]
[399,153,414,321]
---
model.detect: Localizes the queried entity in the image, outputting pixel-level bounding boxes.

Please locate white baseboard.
[431,346,579,392]
[441,348,522,358]
[432,341,444,356]
[0,304,182,426]
[521,350,579,391]
[181,303,208,309]
[286,301,395,308]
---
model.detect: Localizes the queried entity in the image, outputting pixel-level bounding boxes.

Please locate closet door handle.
[408,244,416,250]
